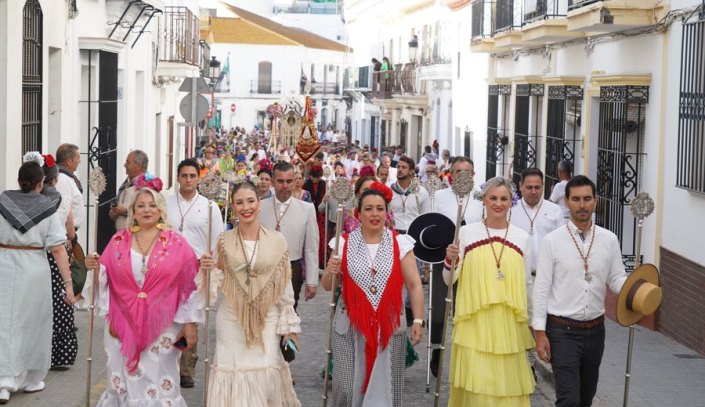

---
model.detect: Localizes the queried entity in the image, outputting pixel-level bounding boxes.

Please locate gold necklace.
[134,230,161,274]
[237,226,261,285]
[566,224,596,282]
[483,220,511,281]
[520,198,543,235]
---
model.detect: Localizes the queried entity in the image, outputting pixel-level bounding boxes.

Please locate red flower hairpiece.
[359,166,375,177]
[368,181,393,204]
[42,154,55,168]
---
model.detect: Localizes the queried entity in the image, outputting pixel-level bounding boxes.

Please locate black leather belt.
[395,229,407,235]
[290,259,302,266]
[548,314,605,329]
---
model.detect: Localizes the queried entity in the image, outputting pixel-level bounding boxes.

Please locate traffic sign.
[179,77,210,93]
[179,94,209,123]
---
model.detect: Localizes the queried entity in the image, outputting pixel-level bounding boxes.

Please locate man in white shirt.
[389,156,430,234]
[549,160,573,225]
[259,161,319,310]
[377,165,390,186]
[511,168,563,280]
[533,175,628,407]
[426,156,482,376]
[254,142,267,161]
[381,153,397,185]
[110,150,148,231]
[166,159,222,388]
[55,144,84,234]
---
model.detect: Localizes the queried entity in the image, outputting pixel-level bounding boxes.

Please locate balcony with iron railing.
[524,0,568,23]
[495,0,522,33]
[250,80,282,95]
[273,1,344,15]
[471,0,495,39]
[567,0,600,11]
[470,0,663,52]
[310,82,340,95]
[159,6,200,66]
[370,63,417,99]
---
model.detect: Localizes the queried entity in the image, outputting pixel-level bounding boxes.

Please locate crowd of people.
[0,125,632,407]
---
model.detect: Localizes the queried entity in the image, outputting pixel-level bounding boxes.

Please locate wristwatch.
[412,318,426,328]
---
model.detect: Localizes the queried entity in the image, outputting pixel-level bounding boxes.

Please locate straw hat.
[616,263,663,327]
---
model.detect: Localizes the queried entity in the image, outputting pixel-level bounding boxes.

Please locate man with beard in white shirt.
[389,156,430,234]
[533,175,627,407]
[166,159,223,388]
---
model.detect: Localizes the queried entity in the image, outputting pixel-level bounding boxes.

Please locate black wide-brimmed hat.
[408,213,455,264]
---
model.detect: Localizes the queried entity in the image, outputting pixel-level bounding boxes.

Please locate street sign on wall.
[179,94,209,123]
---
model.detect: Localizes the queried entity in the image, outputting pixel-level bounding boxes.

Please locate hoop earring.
[156,219,167,230]
[130,223,141,233]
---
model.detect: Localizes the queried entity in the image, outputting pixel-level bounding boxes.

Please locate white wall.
[660,14,705,267]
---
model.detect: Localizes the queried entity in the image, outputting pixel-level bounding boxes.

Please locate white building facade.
[204,5,348,132]
[462,0,705,354]
[0,0,209,251]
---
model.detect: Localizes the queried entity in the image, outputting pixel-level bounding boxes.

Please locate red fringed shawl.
[340,231,403,393]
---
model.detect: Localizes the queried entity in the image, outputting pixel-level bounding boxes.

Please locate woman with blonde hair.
[201,180,301,406]
[85,181,206,406]
[444,176,535,406]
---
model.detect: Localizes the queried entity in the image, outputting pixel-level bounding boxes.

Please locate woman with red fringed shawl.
[84,181,207,406]
[322,182,424,406]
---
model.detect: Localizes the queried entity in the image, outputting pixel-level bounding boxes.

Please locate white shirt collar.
[276,196,293,206]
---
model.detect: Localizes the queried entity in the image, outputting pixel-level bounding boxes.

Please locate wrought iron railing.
[545,85,583,199]
[199,41,211,77]
[370,63,416,99]
[472,0,495,39]
[512,84,544,186]
[524,0,568,23]
[159,6,200,66]
[22,0,42,155]
[486,85,511,179]
[250,80,282,94]
[595,85,648,272]
[567,0,601,12]
[496,0,520,33]
[676,16,705,193]
[310,82,340,95]
[273,2,343,15]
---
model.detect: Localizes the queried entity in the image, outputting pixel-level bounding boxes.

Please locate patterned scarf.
[100,229,198,373]
[0,190,57,233]
[341,228,403,392]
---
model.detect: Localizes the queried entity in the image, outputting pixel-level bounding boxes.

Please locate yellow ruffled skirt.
[448,244,536,407]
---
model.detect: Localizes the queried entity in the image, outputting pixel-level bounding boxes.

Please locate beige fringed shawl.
[219,226,291,349]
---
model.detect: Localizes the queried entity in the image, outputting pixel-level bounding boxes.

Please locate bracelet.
[63,279,73,286]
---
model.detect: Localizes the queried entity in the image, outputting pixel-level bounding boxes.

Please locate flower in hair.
[42,154,56,168]
[134,172,163,192]
[22,151,45,167]
[368,181,393,204]
[231,173,260,188]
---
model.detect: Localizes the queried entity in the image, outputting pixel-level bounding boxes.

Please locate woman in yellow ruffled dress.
[444,176,535,406]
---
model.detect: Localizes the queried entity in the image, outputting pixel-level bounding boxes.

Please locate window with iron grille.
[486,85,511,180]
[545,85,582,199]
[596,85,648,272]
[512,84,544,186]
[22,0,43,155]
[676,14,705,194]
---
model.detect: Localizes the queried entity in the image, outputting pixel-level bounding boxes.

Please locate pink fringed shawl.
[100,229,198,372]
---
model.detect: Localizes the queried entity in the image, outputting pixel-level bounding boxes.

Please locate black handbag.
[280,338,296,363]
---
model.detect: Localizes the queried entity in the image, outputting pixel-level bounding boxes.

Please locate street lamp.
[209,56,221,83]
[408,35,418,63]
